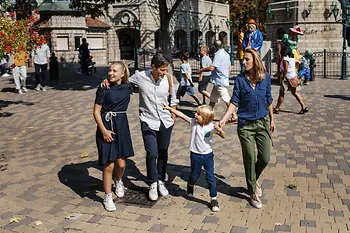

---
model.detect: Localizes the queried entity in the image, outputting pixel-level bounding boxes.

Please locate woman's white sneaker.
[250,193,262,209]
[158,180,169,196]
[103,193,116,211]
[149,182,158,201]
[256,182,262,197]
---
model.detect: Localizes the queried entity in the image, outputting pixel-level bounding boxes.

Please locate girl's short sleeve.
[95,86,105,105]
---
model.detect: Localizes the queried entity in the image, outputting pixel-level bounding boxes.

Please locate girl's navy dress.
[95,83,134,166]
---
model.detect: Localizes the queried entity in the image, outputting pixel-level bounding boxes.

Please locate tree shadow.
[324,94,350,101]
[166,163,248,207]
[0,100,35,117]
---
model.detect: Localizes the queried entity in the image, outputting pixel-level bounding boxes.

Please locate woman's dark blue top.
[95,83,133,112]
[230,73,273,128]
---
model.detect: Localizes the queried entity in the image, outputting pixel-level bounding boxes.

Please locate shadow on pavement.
[324,94,350,101]
[166,163,248,206]
[0,100,35,118]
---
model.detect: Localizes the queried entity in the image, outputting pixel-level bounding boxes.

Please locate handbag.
[287,76,300,88]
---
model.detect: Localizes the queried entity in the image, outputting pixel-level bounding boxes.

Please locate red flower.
[33,10,39,15]
[19,45,24,51]
[0,32,3,37]
[10,34,16,39]
[4,45,12,53]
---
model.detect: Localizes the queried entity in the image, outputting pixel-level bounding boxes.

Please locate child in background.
[163,104,225,212]
[13,49,29,94]
[93,61,134,211]
[177,52,201,106]
[298,50,313,85]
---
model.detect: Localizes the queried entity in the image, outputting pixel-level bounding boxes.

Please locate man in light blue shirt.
[198,40,237,122]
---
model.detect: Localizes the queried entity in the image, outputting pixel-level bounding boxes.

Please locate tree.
[69,0,183,57]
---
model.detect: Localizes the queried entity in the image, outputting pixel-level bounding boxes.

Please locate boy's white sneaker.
[158,180,169,196]
[103,193,116,212]
[114,180,125,198]
[35,84,41,91]
[149,182,158,201]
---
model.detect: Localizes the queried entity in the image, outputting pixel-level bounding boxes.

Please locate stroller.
[87,56,96,75]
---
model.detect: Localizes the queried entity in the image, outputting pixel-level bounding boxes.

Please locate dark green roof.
[37,1,73,12]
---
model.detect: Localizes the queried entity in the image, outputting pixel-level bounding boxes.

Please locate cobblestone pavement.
[1,68,350,233]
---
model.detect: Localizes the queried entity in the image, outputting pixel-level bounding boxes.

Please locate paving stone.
[300,220,316,228]
[306,203,321,209]
[327,210,344,217]
[274,224,291,232]
[230,226,248,233]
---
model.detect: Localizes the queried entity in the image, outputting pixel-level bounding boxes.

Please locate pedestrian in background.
[79,38,90,75]
[197,46,212,105]
[177,52,201,106]
[0,56,10,77]
[13,48,29,94]
[237,25,245,74]
[217,48,275,209]
[32,37,50,91]
[197,40,237,122]
[94,61,134,211]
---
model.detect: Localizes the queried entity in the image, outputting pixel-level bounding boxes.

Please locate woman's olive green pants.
[237,116,271,195]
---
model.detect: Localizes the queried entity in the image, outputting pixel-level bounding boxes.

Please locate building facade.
[266,0,343,55]
[37,0,230,65]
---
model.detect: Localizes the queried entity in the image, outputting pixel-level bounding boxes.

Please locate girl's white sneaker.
[103,193,116,211]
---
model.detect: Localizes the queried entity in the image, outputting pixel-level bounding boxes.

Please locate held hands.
[100,79,110,89]
[102,129,115,142]
[196,69,201,74]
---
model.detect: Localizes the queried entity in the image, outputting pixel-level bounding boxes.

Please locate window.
[87,37,104,49]
[56,36,69,51]
[75,36,82,50]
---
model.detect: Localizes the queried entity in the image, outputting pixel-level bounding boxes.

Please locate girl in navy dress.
[93,61,134,211]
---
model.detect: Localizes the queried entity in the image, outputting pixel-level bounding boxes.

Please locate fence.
[139,49,349,79]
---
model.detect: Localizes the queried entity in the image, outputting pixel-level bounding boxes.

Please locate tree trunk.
[160,23,172,59]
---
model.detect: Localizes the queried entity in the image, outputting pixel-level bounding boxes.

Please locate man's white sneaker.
[149,182,158,201]
[256,182,262,197]
[103,193,116,212]
[42,86,47,92]
[22,87,28,93]
[114,180,125,198]
[250,193,262,209]
[158,180,169,196]
[18,89,23,94]
[2,73,10,77]
[35,84,41,91]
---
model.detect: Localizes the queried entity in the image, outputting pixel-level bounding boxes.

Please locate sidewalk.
[0,69,350,233]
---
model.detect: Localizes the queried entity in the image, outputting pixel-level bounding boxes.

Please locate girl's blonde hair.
[111,61,130,84]
[197,105,214,125]
[243,48,266,81]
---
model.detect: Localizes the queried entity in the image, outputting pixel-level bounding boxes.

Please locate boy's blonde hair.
[111,61,130,84]
[201,46,209,53]
[197,105,214,125]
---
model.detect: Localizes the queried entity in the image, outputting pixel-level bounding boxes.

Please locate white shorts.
[210,86,231,103]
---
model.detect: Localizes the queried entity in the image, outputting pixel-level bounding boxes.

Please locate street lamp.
[226,18,234,65]
[133,19,141,70]
[331,1,349,80]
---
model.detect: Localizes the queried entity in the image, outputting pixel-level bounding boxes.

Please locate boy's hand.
[100,79,110,89]
[162,104,172,111]
[214,124,226,138]
[196,69,201,74]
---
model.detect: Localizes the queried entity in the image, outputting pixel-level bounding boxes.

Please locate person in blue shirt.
[242,19,263,53]
[216,48,275,209]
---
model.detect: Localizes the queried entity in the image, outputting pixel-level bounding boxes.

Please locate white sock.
[211,196,217,200]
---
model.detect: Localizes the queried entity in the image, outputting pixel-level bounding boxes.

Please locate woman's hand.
[270,119,275,133]
[100,79,110,88]
[102,130,115,142]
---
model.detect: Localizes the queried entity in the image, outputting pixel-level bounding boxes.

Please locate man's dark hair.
[180,52,190,61]
[151,53,170,68]
[214,40,223,50]
[82,38,87,43]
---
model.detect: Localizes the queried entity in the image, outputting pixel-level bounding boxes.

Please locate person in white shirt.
[273,45,308,114]
[102,54,178,201]
[163,104,225,212]
[31,37,50,91]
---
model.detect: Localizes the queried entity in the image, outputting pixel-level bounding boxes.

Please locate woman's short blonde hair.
[111,61,130,84]
[197,105,214,125]
[243,48,266,81]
